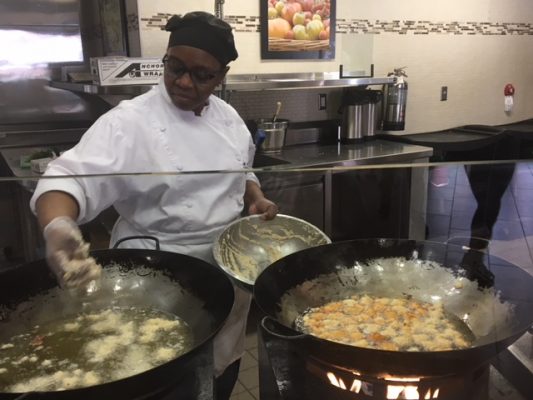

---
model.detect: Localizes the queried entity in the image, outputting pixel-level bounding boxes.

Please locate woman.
[30,11,277,399]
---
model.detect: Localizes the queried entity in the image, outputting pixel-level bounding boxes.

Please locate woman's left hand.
[248,197,278,220]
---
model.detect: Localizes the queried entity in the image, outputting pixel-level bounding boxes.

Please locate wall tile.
[131,0,533,133]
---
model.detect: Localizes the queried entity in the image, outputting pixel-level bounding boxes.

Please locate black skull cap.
[165,11,238,66]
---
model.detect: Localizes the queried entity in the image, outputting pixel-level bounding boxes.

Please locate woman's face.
[163,45,228,114]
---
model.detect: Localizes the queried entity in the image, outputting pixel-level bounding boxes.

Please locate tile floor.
[426,162,533,275]
[231,162,533,399]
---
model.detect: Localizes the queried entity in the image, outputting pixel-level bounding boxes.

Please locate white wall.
[130,0,533,133]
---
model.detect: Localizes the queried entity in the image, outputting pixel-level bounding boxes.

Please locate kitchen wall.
[126,0,533,134]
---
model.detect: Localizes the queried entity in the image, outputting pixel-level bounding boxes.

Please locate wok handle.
[260,316,308,340]
[113,236,160,250]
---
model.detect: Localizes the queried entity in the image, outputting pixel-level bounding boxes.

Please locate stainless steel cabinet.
[329,168,411,241]
[257,172,325,231]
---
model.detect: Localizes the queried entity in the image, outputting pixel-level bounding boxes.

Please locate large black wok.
[0,237,234,399]
[254,239,533,376]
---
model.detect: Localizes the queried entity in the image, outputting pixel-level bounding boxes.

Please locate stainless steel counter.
[1,140,433,190]
[0,140,432,263]
[0,145,74,191]
[253,140,433,242]
[258,139,433,168]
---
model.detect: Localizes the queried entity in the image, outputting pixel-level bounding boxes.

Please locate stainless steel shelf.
[49,81,155,96]
[49,73,394,95]
[223,72,395,91]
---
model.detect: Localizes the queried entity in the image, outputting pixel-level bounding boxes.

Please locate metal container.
[383,68,408,131]
[339,90,382,143]
[255,119,289,153]
[361,90,383,139]
[341,104,364,142]
[212,214,331,291]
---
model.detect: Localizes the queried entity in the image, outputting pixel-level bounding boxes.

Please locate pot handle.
[260,316,308,340]
[113,236,160,250]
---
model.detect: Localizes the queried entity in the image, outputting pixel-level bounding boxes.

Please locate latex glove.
[43,216,102,289]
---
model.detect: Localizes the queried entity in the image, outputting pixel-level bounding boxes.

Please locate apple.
[281,2,302,24]
[318,29,329,40]
[306,19,324,40]
[293,24,308,40]
[312,14,322,21]
[275,1,285,15]
[295,0,314,12]
[292,12,305,26]
[312,2,330,19]
[268,7,278,19]
[268,17,292,38]
[284,30,295,39]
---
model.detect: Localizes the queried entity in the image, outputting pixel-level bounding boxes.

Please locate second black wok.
[254,239,533,376]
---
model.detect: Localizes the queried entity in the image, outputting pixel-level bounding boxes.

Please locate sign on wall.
[261,0,335,60]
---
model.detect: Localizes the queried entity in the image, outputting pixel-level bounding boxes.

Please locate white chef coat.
[30,78,259,376]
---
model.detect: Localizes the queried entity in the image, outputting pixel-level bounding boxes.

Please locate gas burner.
[257,320,529,400]
[305,355,488,400]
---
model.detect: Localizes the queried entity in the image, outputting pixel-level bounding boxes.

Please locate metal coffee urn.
[340,89,383,143]
[362,90,383,140]
[383,67,408,131]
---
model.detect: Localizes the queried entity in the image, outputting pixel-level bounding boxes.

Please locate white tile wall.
[129,0,533,134]
[372,34,533,133]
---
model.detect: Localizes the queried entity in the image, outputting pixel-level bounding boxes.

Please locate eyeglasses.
[162,55,223,85]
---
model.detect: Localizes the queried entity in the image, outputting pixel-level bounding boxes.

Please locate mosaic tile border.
[336,19,533,35]
[139,13,533,36]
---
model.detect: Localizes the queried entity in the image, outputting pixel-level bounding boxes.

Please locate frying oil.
[0,306,193,392]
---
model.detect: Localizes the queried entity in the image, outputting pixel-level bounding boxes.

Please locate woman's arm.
[244,180,278,220]
[35,191,80,230]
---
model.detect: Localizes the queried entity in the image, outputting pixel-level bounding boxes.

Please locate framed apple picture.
[261,0,336,60]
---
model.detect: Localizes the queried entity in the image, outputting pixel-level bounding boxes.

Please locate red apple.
[281,2,302,24]
[295,0,314,12]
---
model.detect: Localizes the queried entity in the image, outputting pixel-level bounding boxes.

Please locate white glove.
[43,216,102,289]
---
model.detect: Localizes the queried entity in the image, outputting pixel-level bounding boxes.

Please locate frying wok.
[0,237,234,399]
[254,238,533,376]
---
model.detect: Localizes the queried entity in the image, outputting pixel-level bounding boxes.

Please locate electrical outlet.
[441,86,448,101]
[318,93,327,110]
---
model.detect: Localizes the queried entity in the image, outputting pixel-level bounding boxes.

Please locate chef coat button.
[176,165,183,171]
[236,155,241,162]
[160,127,166,132]
[186,203,193,208]
[237,198,244,206]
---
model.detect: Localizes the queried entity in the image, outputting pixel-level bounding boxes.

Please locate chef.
[30,11,278,400]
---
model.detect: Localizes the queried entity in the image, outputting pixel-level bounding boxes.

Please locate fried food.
[298,295,472,351]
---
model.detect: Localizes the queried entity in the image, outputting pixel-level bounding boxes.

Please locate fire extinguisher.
[382,67,408,131]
